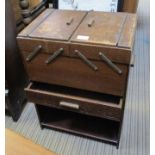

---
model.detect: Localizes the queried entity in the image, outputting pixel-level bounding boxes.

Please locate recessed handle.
[88,19,95,27]
[66,17,74,25]
[99,52,122,75]
[59,101,79,110]
[75,50,98,71]
[26,45,42,62]
[45,48,64,64]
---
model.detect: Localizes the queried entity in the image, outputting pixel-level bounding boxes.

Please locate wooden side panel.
[118,14,137,48]
[22,53,128,96]
[18,9,55,37]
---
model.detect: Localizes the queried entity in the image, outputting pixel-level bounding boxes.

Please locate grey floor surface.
[5,0,150,154]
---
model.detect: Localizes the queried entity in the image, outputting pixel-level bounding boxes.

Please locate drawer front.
[22,52,128,96]
[70,43,131,64]
[25,83,123,121]
[46,40,69,56]
[17,38,69,56]
[17,38,47,53]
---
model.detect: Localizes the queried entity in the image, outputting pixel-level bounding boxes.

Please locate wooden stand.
[25,82,126,148]
[18,9,137,147]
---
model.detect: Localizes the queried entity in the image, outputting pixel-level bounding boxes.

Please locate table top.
[18,9,137,49]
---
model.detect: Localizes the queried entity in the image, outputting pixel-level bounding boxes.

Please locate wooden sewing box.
[17,9,137,147]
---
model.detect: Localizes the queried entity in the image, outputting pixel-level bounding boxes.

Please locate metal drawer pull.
[88,19,95,27]
[45,48,64,64]
[66,17,74,25]
[26,45,42,62]
[99,52,122,75]
[59,101,79,110]
[75,50,98,71]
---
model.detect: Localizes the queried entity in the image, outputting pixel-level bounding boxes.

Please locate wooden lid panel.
[70,12,127,46]
[29,10,87,41]
[118,14,137,48]
[18,9,54,37]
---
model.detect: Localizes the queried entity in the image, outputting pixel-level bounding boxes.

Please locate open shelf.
[36,104,120,145]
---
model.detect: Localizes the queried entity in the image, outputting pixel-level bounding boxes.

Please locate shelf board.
[37,105,120,145]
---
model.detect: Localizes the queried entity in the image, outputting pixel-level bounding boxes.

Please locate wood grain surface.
[70,12,127,46]
[30,10,87,41]
[5,128,57,155]
[25,82,123,121]
[22,53,128,96]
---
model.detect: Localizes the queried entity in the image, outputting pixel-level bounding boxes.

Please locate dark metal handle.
[66,17,74,25]
[99,52,122,75]
[75,50,98,71]
[88,19,95,27]
[26,45,42,62]
[45,48,64,64]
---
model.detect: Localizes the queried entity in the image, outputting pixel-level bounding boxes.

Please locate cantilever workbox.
[17,9,137,147]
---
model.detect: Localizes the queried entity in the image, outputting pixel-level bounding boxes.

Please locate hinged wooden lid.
[70,11,137,49]
[28,10,87,41]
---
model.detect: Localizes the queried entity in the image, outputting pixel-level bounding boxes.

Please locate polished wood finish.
[5,128,57,155]
[17,37,70,55]
[118,14,137,48]
[71,12,136,49]
[17,10,136,96]
[70,12,126,46]
[22,54,128,96]
[25,82,123,121]
[18,9,55,37]
[17,9,137,147]
[30,10,87,41]
[70,43,131,64]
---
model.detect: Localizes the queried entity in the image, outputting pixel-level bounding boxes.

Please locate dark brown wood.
[36,105,120,145]
[22,53,128,96]
[19,0,48,25]
[5,0,28,121]
[17,9,137,147]
[25,82,123,121]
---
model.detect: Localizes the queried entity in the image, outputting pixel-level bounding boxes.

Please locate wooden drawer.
[22,52,128,96]
[17,37,69,56]
[17,38,47,53]
[70,43,131,64]
[25,82,123,121]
